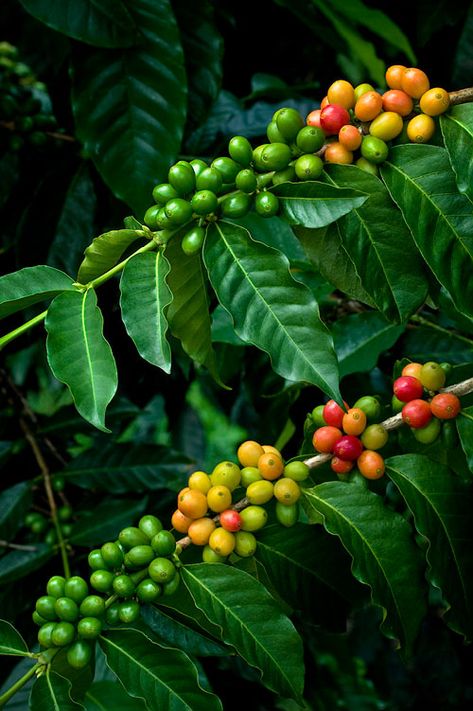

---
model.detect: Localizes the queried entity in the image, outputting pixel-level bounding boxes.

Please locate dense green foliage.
[1,1,473,709]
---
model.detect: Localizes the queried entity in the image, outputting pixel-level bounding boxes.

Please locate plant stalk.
[0,310,47,351]
[0,662,41,708]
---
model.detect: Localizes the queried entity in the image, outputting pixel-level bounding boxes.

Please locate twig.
[0,540,38,552]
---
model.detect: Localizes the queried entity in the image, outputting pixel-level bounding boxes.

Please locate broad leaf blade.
[204,221,340,400]
[76,230,143,284]
[381,145,473,319]
[19,0,135,47]
[324,164,429,322]
[141,605,228,657]
[0,544,53,585]
[182,563,305,701]
[45,290,118,432]
[0,620,29,657]
[0,266,74,320]
[303,481,427,655]
[71,0,187,216]
[99,628,222,711]
[440,104,473,202]
[120,251,172,372]
[85,681,146,710]
[0,482,32,541]
[69,497,148,546]
[272,181,368,228]
[457,406,473,474]
[387,454,473,640]
[30,669,83,710]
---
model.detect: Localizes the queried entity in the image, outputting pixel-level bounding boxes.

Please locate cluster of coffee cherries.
[33,514,180,669]
[172,441,309,562]
[0,41,58,153]
[305,65,450,172]
[23,477,72,545]
[392,361,461,438]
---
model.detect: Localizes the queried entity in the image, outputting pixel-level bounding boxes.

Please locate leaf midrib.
[81,291,98,416]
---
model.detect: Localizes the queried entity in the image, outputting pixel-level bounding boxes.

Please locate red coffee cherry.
[402,399,432,428]
[323,399,349,428]
[330,457,354,474]
[319,104,351,135]
[393,376,424,402]
[219,509,242,532]
[332,435,364,461]
[312,426,343,453]
[430,393,461,420]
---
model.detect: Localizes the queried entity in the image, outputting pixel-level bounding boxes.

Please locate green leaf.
[302,481,427,655]
[332,311,404,378]
[452,3,473,87]
[76,230,144,285]
[402,324,473,364]
[271,181,368,228]
[69,497,148,546]
[255,524,367,630]
[181,563,305,701]
[457,406,473,473]
[30,669,84,710]
[71,0,187,217]
[381,145,473,319]
[204,221,340,400]
[45,290,118,432]
[99,627,222,711]
[386,454,473,639]
[141,605,228,657]
[0,266,74,320]
[19,0,135,48]
[0,657,35,709]
[235,213,306,262]
[0,482,32,542]
[0,544,53,585]
[0,620,30,657]
[165,228,218,374]
[324,164,429,322]
[120,251,172,372]
[440,104,473,202]
[48,164,97,276]
[85,681,146,711]
[63,443,193,493]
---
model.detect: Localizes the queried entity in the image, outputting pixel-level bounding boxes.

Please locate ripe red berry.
[330,457,354,474]
[393,375,424,402]
[402,399,432,428]
[219,509,242,532]
[319,104,351,135]
[332,435,363,461]
[430,393,461,420]
[323,399,349,429]
[312,426,343,453]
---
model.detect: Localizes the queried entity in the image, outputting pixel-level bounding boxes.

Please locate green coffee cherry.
[126,545,155,567]
[162,572,181,596]
[239,505,268,532]
[88,549,108,571]
[361,136,388,164]
[240,466,263,487]
[391,395,403,413]
[296,126,325,153]
[52,476,65,492]
[78,617,102,639]
[182,226,205,255]
[143,205,161,229]
[246,480,274,505]
[196,167,223,193]
[221,192,251,218]
[66,640,92,669]
[90,570,114,593]
[235,169,257,194]
[355,157,378,176]
[119,527,149,550]
[55,597,79,622]
[228,136,253,166]
[164,198,193,226]
[312,404,326,426]
[190,158,208,176]
[152,182,179,205]
[361,424,389,450]
[58,505,73,522]
[168,162,195,195]
[112,574,136,597]
[151,530,176,556]
[148,557,176,583]
[294,154,323,180]
[136,578,162,603]
[202,545,227,563]
[272,166,296,186]
[118,600,140,624]
[259,143,291,172]
[36,596,58,621]
[252,144,269,171]
[38,622,56,648]
[353,395,381,423]
[266,121,286,144]
[156,207,173,229]
[32,611,47,627]
[283,461,310,482]
[79,595,105,618]
[413,417,441,444]
[191,189,218,215]
[276,108,304,141]
[64,577,88,604]
[419,362,446,391]
[105,603,120,625]
[275,502,299,527]
[46,576,66,599]
[101,542,124,570]
[51,621,75,647]
[211,156,241,183]
[254,192,279,217]
[234,531,257,557]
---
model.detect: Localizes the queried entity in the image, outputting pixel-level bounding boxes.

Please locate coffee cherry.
[246,480,274,505]
[419,87,450,116]
[46,576,66,599]
[353,395,381,423]
[259,143,292,171]
[228,136,253,166]
[283,461,309,481]
[419,362,446,391]
[29,514,48,535]
[311,405,326,426]
[392,394,404,413]
[164,198,193,226]
[320,104,350,134]
[202,545,227,563]
[208,528,236,556]
[262,445,283,459]
[354,91,383,121]
[342,408,367,436]
[401,68,430,99]
[385,65,407,90]
[294,154,323,180]
[393,376,424,402]
[181,226,205,255]
[274,478,300,505]
[138,515,163,540]
[361,424,389,450]
[407,114,435,143]
[163,572,181,596]
[112,574,136,597]
[275,502,299,527]
[357,450,385,479]
[354,83,374,101]
[330,457,354,474]
[79,595,105,618]
[136,579,162,603]
[188,517,216,545]
[234,531,257,557]
[90,570,114,593]
[323,400,348,428]
[152,183,179,205]
[360,136,388,164]
[255,191,279,217]
[77,617,102,639]
[369,111,403,141]
[196,167,223,193]
[239,506,267,532]
[413,417,441,443]
[210,461,241,491]
[312,426,342,453]
[327,79,355,110]
[55,597,79,622]
[402,399,432,428]
[430,393,461,420]
[151,530,176,556]
[402,362,423,379]
[38,622,56,648]
[382,89,413,117]
[88,550,108,571]
[144,206,162,228]
[101,542,124,570]
[191,190,218,215]
[168,162,195,195]
[238,440,265,468]
[188,471,212,494]
[171,509,192,533]
[332,435,363,461]
[105,604,120,625]
[67,640,93,669]
[276,108,304,141]
[258,452,284,480]
[355,157,378,176]
[236,169,258,193]
[240,467,263,487]
[272,166,296,185]
[118,600,140,624]
[338,124,362,151]
[219,509,242,532]
[221,192,251,218]
[51,621,75,647]
[267,120,286,143]
[148,557,176,583]
[52,476,65,492]
[306,109,323,129]
[296,126,325,153]
[119,527,149,549]
[207,485,232,513]
[32,612,48,627]
[324,142,353,164]
[211,156,240,183]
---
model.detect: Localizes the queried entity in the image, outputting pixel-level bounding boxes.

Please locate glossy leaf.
[271,181,368,228]
[0,266,74,320]
[69,497,148,546]
[45,290,118,432]
[63,443,193,493]
[19,0,135,47]
[71,0,187,216]
[381,145,473,319]
[303,481,427,655]
[120,251,172,372]
[0,482,32,542]
[402,324,473,364]
[204,221,340,400]
[141,605,228,657]
[440,103,473,202]
[99,628,222,711]
[324,164,428,322]
[235,213,306,262]
[30,669,83,711]
[165,227,218,374]
[0,544,53,585]
[76,230,143,284]
[457,406,473,474]
[85,681,146,711]
[0,620,29,657]
[182,563,305,701]
[387,454,473,639]
[332,311,404,378]
[255,524,367,630]
[48,164,97,276]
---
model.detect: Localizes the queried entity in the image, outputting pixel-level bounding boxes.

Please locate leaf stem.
[0,662,41,708]
[0,310,47,351]
[77,238,158,291]
[409,314,473,346]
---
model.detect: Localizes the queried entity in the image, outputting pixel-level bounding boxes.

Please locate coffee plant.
[1,1,473,709]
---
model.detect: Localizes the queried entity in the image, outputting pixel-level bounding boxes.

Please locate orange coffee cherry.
[354,91,383,122]
[178,489,208,519]
[171,509,193,533]
[419,87,450,116]
[262,445,283,459]
[338,124,362,151]
[402,362,423,379]
[342,408,367,436]
[357,450,385,479]
[382,89,413,117]
[385,64,407,90]
[188,471,212,494]
[324,142,353,164]
[237,440,265,467]
[401,68,430,99]
[258,452,284,480]
[188,517,216,546]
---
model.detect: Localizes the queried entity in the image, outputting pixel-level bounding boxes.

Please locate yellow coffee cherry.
[188,471,212,495]
[273,478,301,505]
[246,480,274,505]
[207,485,232,513]
[208,528,235,556]
[210,461,241,491]
[188,517,216,546]
[237,440,265,467]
